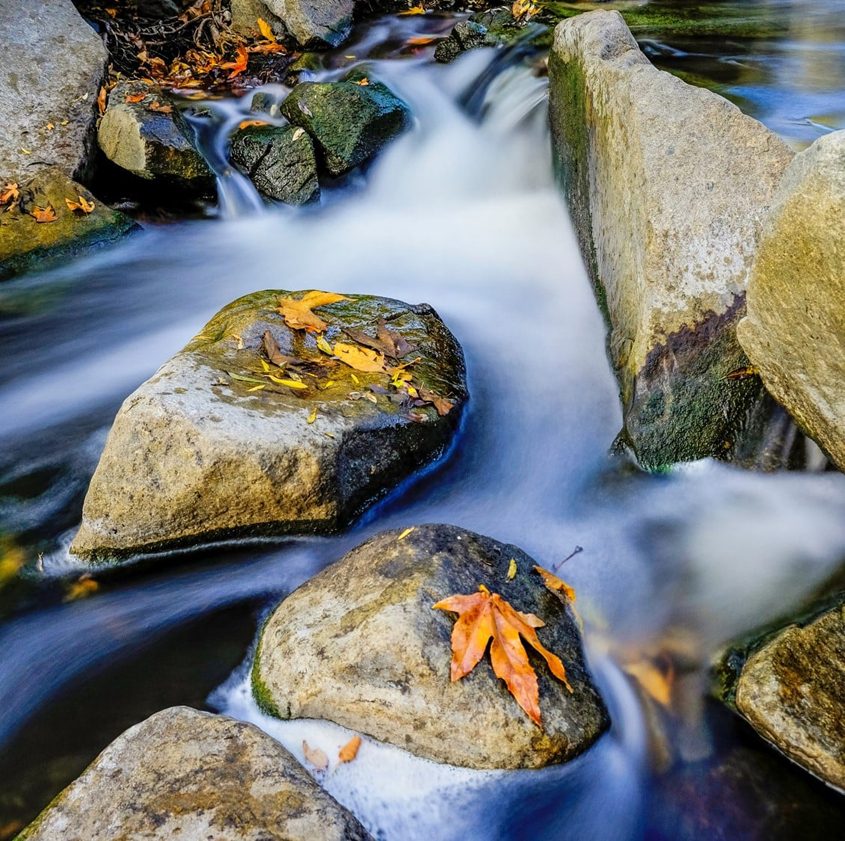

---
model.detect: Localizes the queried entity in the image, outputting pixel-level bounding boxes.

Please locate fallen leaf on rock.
[344,320,414,359]
[399,4,426,14]
[534,565,576,603]
[512,0,540,22]
[238,118,268,130]
[307,407,318,424]
[302,740,329,771]
[726,365,759,380]
[148,100,173,113]
[333,342,386,373]
[125,92,147,103]
[417,386,454,416]
[222,44,249,79]
[338,735,362,763]
[65,195,95,214]
[397,527,415,540]
[262,330,297,368]
[356,77,370,86]
[316,335,334,355]
[0,183,19,208]
[268,375,308,390]
[433,588,572,727]
[64,574,99,602]
[257,16,276,42]
[229,372,266,384]
[277,291,349,333]
[507,558,517,580]
[97,85,107,115]
[30,205,57,223]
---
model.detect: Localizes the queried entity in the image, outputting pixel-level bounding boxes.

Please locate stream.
[1,2,845,839]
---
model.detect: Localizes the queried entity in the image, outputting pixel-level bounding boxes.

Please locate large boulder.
[230,124,320,205]
[232,0,353,48]
[98,82,213,187]
[717,597,845,791]
[71,291,467,561]
[18,706,372,840]
[253,524,610,770]
[737,131,845,470]
[280,78,412,177]
[548,11,794,469]
[0,167,137,281]
[0,1,107,183]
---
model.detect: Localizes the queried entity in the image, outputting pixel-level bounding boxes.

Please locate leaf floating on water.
[333,342,385,373]
[433,588,572,727]
[302,740,329,771]
[276,291,349,333]
[507,558,517,580]
[533,565,576,603]
[30,205,57,223]
[399,4,426,14]
[64,574,99,603]
[338,735,362,763]
[397,527,415,541]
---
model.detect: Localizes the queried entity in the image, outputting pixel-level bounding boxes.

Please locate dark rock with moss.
[716,595,845,792]
[97,81,212,188]
[280,77,411,176]
[17,706,372,841]
[0,167,137,282]
[0,1,107,183]
[253,524,610,770]
[435,7,536,63]
[70,291,466,561]
[548,11,794,469]
[230,124,319,205]
[435,20,496,63]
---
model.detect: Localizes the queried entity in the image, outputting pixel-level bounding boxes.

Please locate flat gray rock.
[738,130,845,470]
[548,11,794,468]
[18,706,372,840]
[71,292,466,561]
[0,1,107,182]
[254,524,610,770]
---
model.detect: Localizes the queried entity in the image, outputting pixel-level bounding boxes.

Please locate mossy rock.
[0,167,137,282]
[70,290,467,562]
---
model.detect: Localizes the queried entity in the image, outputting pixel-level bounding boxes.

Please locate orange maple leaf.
[533,565,576,602]
[30,205,57,223]
[221,45,249,79]
[433,587,572,727]
[65,195,95,214]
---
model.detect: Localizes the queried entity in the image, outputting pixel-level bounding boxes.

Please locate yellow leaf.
[65,195,95,214]
[247,384,266,392]
[307,407,317,424]
[268,375,308,390]
[277,291,349,333]
[260,359,271,372]
[507,558,517,580]
[399,4,426,14]
[30,205,57,223]
[350,373,359,384]
[533,565,576,602]
[397,527,415,541]
[257,16,276,41]
[316,335,334,355]
[338,735,362,763]
[356,77,370,86]
[333,342,385,373]
[64,575,99,602]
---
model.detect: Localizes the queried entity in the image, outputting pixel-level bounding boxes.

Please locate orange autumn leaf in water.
[433,588,572,727]
[338,735,362,763]
[276,291,349,333]
[533,565,576,602]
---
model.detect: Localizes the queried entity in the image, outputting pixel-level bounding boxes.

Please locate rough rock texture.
[230,124,319,205]
[548,11,794,468]
[0,1,107,183]
[280,78,411,176]
[98,82,212,186]
[71,292,466,560]
[18,707,372,841]
[737,130,845,470]
[0,167,137,281]
[435,20,498,63]
[232,0,353,47]
[719,600,845,791]
[254,524,610,770]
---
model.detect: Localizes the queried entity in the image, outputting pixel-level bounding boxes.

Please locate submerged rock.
[97,81,212,187]
[0,167,137,281]
[717,597,845,791]
[0,1,107,182]
[232,0,353,48]
[18,706,372,840]
[548,11,794,469]
[71,291,466,561]
[253,524,609,770]
[738,130,845,470]
[280,77,411,176]
[230,124,320,205]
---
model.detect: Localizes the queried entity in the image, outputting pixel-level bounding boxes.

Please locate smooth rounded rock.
[253,524,610,770]
[18,706,372,840]
[71,292,466,561]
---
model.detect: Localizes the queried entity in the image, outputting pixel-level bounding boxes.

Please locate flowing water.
[1,2,845,838]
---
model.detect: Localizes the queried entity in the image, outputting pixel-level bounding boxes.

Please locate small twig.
[552,545,582,572]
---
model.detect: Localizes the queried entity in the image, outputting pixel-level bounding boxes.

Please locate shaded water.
[1,3,845,839]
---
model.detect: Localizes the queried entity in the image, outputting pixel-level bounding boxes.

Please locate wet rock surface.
[0,1,107,183]
[738,130,845,470]
[0,167,137,282]
[253,524,610,770]
[18,706,372,841]
[97,81,212,187]
[232,0,353,48]
[230,124,320,205]
[71,292,466,561]
[280,77,412,176]
[548,10,793,469]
